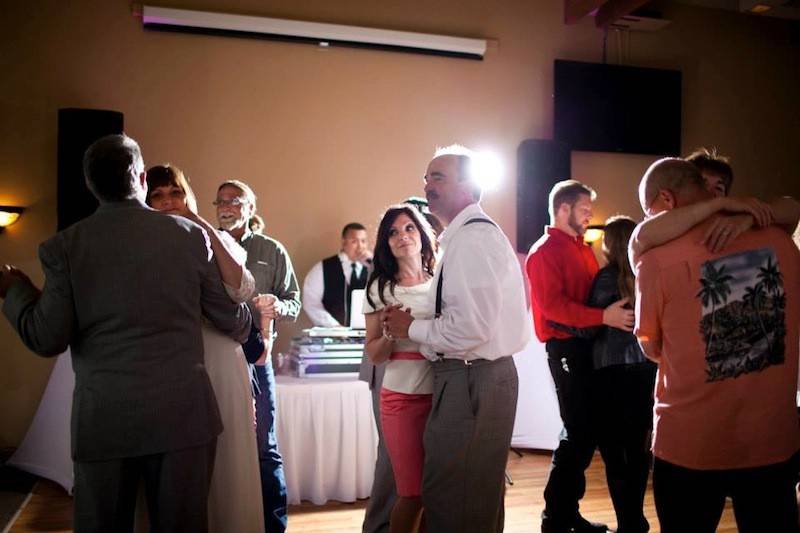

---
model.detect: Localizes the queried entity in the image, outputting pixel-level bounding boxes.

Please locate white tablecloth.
[8,350,74,493]
[9,329,562,503]
[511,324,563,450]
[275,375,378,505]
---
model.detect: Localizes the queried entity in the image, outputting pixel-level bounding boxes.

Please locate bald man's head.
[639,158,709,217]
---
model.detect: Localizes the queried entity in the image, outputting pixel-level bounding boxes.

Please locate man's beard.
[568,212,586,236]
[218,214,244,231]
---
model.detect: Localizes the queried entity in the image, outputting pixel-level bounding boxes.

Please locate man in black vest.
[303,222,372,327]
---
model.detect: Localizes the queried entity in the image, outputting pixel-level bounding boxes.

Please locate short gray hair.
[218,179,258,210]
[83,134,144,202]
[433,144,481,201]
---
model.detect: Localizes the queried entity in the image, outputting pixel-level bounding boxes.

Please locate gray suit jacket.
[2,199,251,462]
[358,354,386,391]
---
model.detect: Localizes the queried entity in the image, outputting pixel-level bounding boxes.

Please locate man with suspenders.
[383,145,530,532]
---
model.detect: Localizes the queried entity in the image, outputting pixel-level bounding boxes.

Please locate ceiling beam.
[595,0,650,27]
[564,0,605,24]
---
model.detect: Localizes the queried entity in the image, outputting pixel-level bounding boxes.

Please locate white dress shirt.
[302,252,365,327]
[408,204,531,361]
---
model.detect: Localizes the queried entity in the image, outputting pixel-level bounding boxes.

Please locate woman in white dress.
[145,164,265,532]
[363,204,437,533]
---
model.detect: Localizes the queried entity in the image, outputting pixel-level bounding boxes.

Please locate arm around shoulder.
[196,231,252,343]
[630,198,728,261]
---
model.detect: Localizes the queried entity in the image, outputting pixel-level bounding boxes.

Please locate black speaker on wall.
[57,108,124,231]
[516,139,571,254]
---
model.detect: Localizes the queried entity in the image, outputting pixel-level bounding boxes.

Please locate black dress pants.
[653,455,799,533]
[73,439,216,533]
[542,338,599,531]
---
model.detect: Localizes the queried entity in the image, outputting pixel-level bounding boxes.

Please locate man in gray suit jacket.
[0,134,251,532]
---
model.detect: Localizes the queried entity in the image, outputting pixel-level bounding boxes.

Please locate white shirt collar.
[338,251,364,277]
[438,203,483,249]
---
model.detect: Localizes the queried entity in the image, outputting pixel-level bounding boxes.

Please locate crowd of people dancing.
[0,134,798,533]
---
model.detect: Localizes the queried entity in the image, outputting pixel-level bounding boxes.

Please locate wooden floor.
[9,450,738,532]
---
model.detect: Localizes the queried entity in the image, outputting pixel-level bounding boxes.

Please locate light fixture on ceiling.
[141,5,488,60]
[0,206,25,233]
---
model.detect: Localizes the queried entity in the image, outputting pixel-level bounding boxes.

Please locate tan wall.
[1,0,798,447]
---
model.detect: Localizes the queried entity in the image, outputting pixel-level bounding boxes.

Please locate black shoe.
[572,515,609,533]
[541,511,570,533]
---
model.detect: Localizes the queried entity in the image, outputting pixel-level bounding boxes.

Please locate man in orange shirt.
[634,158,800,532]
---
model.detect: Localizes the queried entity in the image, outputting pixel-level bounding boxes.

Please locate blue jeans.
[254,363,287,532]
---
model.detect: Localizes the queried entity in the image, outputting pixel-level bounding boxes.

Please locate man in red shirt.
[526,180,634,533]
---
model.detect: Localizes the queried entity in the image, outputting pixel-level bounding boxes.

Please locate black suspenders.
[434,217,497,358]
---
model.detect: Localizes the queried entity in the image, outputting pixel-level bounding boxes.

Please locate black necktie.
[349,262,357,286]
[345,262,357,326]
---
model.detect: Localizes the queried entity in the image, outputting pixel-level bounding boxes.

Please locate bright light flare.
[471,150,503,191]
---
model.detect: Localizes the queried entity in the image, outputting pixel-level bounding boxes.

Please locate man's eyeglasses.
[213,198,246,207]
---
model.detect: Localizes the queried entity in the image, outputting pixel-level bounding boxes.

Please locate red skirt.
[379,352,432,497]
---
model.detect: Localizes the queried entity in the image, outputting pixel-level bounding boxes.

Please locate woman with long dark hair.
[363,204,437,533]
[588,216,657,533]
[145,164,265,532]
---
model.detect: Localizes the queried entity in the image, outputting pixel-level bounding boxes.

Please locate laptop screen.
[349,289,366,329]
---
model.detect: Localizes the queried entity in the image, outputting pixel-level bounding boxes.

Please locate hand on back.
[701,214,754,254]
[603,298,634,332]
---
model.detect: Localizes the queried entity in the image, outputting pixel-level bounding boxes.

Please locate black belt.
[431,356,510,371]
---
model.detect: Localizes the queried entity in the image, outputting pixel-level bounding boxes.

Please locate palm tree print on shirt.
[697,247,786,382]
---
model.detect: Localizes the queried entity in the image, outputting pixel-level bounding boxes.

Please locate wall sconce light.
[0,206,25,233]
[584,224,605,244]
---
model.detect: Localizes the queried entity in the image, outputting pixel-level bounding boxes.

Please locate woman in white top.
[363,204,437,533]
[146,164,265,532]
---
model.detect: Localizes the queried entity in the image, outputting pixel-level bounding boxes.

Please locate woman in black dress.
[588,216,657,533]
